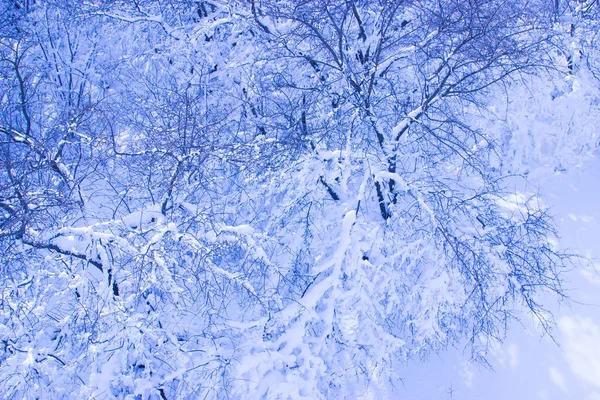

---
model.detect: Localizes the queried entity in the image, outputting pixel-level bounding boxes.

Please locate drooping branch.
[20,237,103,271]
[20,237,120,296]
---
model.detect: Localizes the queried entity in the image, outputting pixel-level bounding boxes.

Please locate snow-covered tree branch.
[0,0,598,398]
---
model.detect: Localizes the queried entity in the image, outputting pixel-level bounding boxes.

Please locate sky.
[394,157,600,399]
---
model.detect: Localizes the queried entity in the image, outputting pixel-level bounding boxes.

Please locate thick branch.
[319,176,340,201]
[374,180,390,220]
[20,237,120,296]
[20,237,103,271]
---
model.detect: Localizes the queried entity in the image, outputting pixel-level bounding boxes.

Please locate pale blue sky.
[395,158,600,399]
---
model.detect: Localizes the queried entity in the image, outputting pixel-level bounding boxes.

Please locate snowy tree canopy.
[0,0,599,398]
